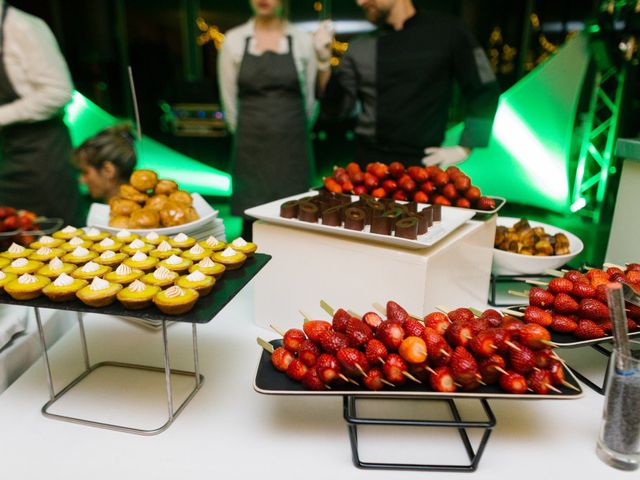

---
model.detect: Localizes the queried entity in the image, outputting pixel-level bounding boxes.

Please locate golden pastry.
[92,237,123,254]
[181,244,211,262]
[130,169,158,192]
[153,285,198,315]
[198,235,226,252]
[37,257,76,279]
[158,254,192,274]
[76,277,122,307]
[0,271,17,293]
[168,232,196,249]
[94,250,128,267]
[81,227,110,242]
[129,208,160,229]
[42,273,88,302]
[229,237,257,257]
[141,231,168,246]
[159,201,190,227]
[29,246,65,262]
[1,242,34,260]
[212,247,246,271]
[71,261,111,280]
[52,225,82,240]
[149,240,181,260]
[62,246,98,265]
[120,183,149,203]
[30,235,64,249]
[112,229,139,244]
[141,266,178,288]
[176,270,215,296]
[109,197,141,217]
[169,190,193,206]
[104,263,143,285]
[4,273,50,300]
[60,236,94,252]
[0,257,9,269]
[123,251,158,272]
[189,257,225,279]
[116,279,160,310]
[145,194,168,212]
[154,179,178,195]
[185,206,199,223]
[3,257,43,275]
[121,238,153,256]
[109,215,130,229]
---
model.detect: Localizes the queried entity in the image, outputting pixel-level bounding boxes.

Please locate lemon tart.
[141,266,178,288]
[123,251,158,272]
[168,232,196,249]
[37,257,76,279]
[0,271,17,293]
[121,238,153,256]
[212,247,246,270]
[62,246,98,265]
[229,237,257,257]
[60,236,94,252]
[142,231,168,246]
[188,256,225,279]
[181,243,211,262]
[42,273,88,302]
[1,242,34,260]
[92,237,123,254]
[71,261,111,280]
[153,285,199,315]
[29,246,65,262]
[94,250,128,268]
[112,229,138,244]
[52,225,83,240]
[149,240,181,260]
[76,277,122,307]
[198,235,226,252]
[30,235,64,249]
[0,257,9,269]
[177,270,215,296]
[116,279,160,310]
[81,227,110,242]
[104,263,143,285]
[3,257,43,275]
[158,254,192,274]
[4,273,50,300]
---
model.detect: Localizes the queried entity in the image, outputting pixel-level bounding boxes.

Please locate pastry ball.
[154,179,178,195]
[169,190,193,206]
[145,194,168,211]
[130,169,158,192]
[159,201,190,227]
[109,215,131,228]
[120,184,148,204]
[110,197,142,217]
[129,208,160,229]
[185,206,199,223]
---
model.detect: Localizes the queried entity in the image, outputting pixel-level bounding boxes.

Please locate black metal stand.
[567,343,612,396]
[342,396,496,472]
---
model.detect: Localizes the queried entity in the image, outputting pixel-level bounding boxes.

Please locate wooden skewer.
[477,377,487,386]
[603,262,625,270]
[501,308,525,318]
[355,363,368,377]
[525,279,549,286]
[468,307,483,317]
[544,268,564,277]
[546,383,562,394]
[347,309,361,320]
[381,379,396,387]
[402,371,422,384]
[373,302,385,315]
[541,339,559,348]
[325,385,332,390]
[505,340,522,351]
[270,324,286,337]
[257,337,275,354]
[299,310,311,322]
[561,380,581,392]
[507,290,529,298]
[435,305,450,314]
[320,299,335,317]
[494,366,508,375]
[339,374,359,386]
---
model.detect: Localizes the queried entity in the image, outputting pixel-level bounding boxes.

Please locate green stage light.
[570,197,587,212]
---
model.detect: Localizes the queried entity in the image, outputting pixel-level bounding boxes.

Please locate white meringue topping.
[232,237,248,248]
[157,240,172,252]
[99,237,115,247]
[188,244,205,255]
[35,247,52,255]
[131,251,148,262]
[61,226,77,234]
[128,279,146,292]
[71,247,90,257]
[39,236,55,244]
[18,273,37,284]
[7,243,25,254]
[153,266,174,280]
[164,286,184,298]
[186,270,206,282]
[10,258,28,267]
[204,235,219,247]
[89,277,109,291]
[145,232,159,241]
[80,261,100,273]
[53,273,74,287]
[85,227,101,237]
[165,254,183,265]
[198,257,215,268]
[115,264,132,276]
[0,271,5,280]
[116,229,132,239]
[99,250,116,259]
[49,257,63,270]
[69,237,84,246]
[172,233,188,242]
[128,239,145,249]
[220,247,238,258]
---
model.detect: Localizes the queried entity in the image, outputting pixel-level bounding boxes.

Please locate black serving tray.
[0,253,271,324]
[254,339,583,400]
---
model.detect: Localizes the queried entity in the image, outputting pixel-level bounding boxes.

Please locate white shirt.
[0,1,73,126]
[218,19,317,133]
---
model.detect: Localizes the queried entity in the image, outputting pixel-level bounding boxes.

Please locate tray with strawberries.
[322,162,505,215]
[254,300,582,399]
[0,206,63,248]
[507,263,640,347]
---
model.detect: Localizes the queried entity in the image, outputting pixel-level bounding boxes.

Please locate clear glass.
[596,350,640,471]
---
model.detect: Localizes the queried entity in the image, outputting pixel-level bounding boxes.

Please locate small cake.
[212,247,246,270]
[112,229,138,244]
[4,273,50,300]
[177,269,215,296]
[149,240,181,260]
[30,235,64,249]
[158,254,192,274]
[104,263,143,285]
[62,246,98,265]
[76,277,122,307]
[29,246,65,262]
[181,243,211,262]
[168,232,196,249]
[3,257,44,275]
[121,238,153,256]
[0,271,17,293]
[0,242,34,260]
[123,251,158,272]
[52,225,82,240]
[70,261,111,280]
[142,231,168,246]
[81,227,109,242]
[229,237,257,257]
[141,266,178,288]
[42,273,88,302]
[153,285,199,315]
[116,279,160,310]
[92,237,123,254]
[198,235,226,252]
[60,236,94,252]
[0,257,10,269]
[94,250,128,267]
[36,257,76,279]
[189,257,225,279]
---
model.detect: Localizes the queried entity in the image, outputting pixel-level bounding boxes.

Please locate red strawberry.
[572,281,596,299]
[527,369,554,395]
[386,300,409,324]
[442,183,458,200]
[381,179,398,193]
[481,309,503,327]
[468,317,490,334]
[548,278,573,294]
[286,358,308,381]
[271,347,294,372]
[627,263,640,272]
[302,366,326,391]
[398,336,428,364]
[519,323,551,350]
[303,320,332,343]
[453,175,471,192]
[398,175,416,193]
[407,166,428,183]
[392,190,408,201]
[408,361,432,382]
[422,327,451,366]
[574,319,605,340]
[595,284,609,304]
[609,271,626,283]
[450,346,480,385]
[420,180,435,194]
[371,162,389,180]
[413,191,429,203]
[315,354,342,384]
[508,343,536,374]
[528,287,555,308]
[534,347,554,369]
[446,165,463,179]
[524,306,552,327]
[626,270,640,284]
[485,328,510,353]
[446,321,474,347]
[362,311,383,329]
[455,197,471,208]
[629,319,639,331]
[600,321,613,334]
[548,360,566,386]
[606,267,624,278]
[350,171,364,185]
[353,185,368,196]
[346,317,373,348]
[476,196,496,210]
[336,348,369,377]
[389,161,405,179]
[579,298,609,321]
[478,354,506,384]
[627,303,640,319]
[382,353,408,384]
[470,330,498,357]
[331,308,351,333]
[447,308,475,323]
[282,328,306,353]
[433,195,452,206]
[363,172,379,189]
[465,186,481,201]
[499,371,528,394]
[319,330,349,355]
[298,340,321,367]
[424,311,450,335]
[564,270,586,283]
[404,318,425,337]
[363,368,387,391]
[550,314,578,333]
[365,338,388,365]
[553,293,579,314]
[502,317,524,336]
[376,320,405,351]
[432,171,449,187]
[429,366,457,393]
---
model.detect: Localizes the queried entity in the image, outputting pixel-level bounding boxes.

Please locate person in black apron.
[0,2,79,225]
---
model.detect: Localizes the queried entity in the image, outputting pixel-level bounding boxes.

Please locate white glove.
[422,146,470,167]
[313,20,334,71]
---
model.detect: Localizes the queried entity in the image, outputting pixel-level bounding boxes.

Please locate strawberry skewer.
[378,356,424,383]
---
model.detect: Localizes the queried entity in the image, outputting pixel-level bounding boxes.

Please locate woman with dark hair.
[74,125,137,202]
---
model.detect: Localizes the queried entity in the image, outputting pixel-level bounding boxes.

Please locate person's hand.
[313,20,334,71]
[422,146,470,167]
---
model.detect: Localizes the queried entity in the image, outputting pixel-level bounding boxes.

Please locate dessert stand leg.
[34,308,205,435]
[342,396,495,472]
[567,343,612,395]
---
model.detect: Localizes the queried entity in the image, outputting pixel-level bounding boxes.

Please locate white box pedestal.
[253,217,496,331]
